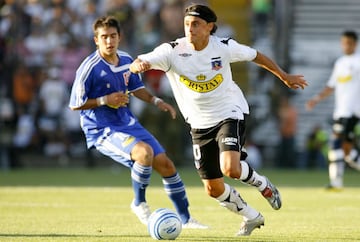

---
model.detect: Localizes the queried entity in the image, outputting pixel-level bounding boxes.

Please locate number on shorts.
[192,144,201,160]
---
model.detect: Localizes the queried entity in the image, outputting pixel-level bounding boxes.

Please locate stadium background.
[0,0,360,170]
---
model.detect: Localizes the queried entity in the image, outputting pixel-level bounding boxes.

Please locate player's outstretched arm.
[132,88,177,119]
[129,58,151,74]
[305,86,334,111]
[253,51,308,90]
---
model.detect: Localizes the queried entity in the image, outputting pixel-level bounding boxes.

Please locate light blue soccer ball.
[147,208,182,240]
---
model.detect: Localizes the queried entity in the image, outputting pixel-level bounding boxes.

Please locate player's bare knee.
[131,142,154,166]
[221,167,241,179]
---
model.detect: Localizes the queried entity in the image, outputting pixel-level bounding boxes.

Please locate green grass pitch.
[0,167,359,241]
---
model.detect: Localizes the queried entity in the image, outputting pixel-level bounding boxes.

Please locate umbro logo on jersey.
[100,70,107,77]
[179,53,192,57]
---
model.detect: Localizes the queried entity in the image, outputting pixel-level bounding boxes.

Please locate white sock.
[216,183,258,220]
[328,162,344,188]
[239,161,267,191]
[345,149,360,170]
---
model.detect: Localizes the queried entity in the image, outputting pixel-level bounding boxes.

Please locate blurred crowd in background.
[0,0,331,170]
[0,0,224,169]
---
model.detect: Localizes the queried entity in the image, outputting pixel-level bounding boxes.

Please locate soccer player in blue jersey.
[69,16,207,229]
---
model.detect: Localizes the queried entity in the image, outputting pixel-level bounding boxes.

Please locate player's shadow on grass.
[0,233,272,241]
[0,233,148,239]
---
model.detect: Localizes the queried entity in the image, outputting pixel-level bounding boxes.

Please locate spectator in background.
[44,20,70,52]
[105,0,135,53]
[276,95,298,168]
[158,0,185,43]
[12,62,36,116]
[0,1,31,46]
[80,0,101,49]
[251,0,272,40]
[244,139,263,170]
[11,62,38,166]
[42,0,74,27]
[37,66,69,159]
[133,1,160,54]
[305,125,328,169]
[24,0,44,20]
[54,36,89,89]
[23,18,48,68]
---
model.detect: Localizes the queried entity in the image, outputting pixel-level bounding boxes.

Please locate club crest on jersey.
[123,70,131,86]
[179,74,223,93]
[211,60,222,71]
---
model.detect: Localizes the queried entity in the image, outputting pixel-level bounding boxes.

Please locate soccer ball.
[147,208,182,240]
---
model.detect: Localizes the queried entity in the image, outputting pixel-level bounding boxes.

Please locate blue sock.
[163,172,190,224]
[131,162,152,206]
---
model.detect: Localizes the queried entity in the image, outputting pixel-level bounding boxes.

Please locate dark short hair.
[342,30,358,42]
[93,16,121,36]
[185,4,218,34]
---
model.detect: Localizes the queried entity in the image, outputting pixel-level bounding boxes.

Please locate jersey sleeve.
[128,72,144,92]
[227,38,257,63]
[138,43,172,72]
[69,61,92,109]
[326,60,338,88]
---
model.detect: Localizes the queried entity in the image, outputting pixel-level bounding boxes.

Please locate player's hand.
[282,74,308,90]
[156,101,177,119]
[129,59,151,74]
[305,98,318,111]
[106,91,129,108]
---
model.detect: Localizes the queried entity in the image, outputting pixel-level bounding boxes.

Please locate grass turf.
[0,167,359,241]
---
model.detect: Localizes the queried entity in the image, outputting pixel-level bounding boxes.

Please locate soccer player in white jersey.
[306,30,360,190]
[130,4,308,236]
[69,16,207,229]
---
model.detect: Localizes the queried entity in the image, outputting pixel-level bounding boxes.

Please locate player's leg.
[152,154,189,222]
[218,119,281,210]
[202,175,264,236]
[327,119,346,189]
[343,117,360,170]
[192,125,263,236]
[202,178,263,236]
[152,153,207,229]
[94,129,153,224]
[130,142,154,204]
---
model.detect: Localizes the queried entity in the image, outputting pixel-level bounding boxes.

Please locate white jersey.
[327,53,360,119]
[138,35,257,129]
